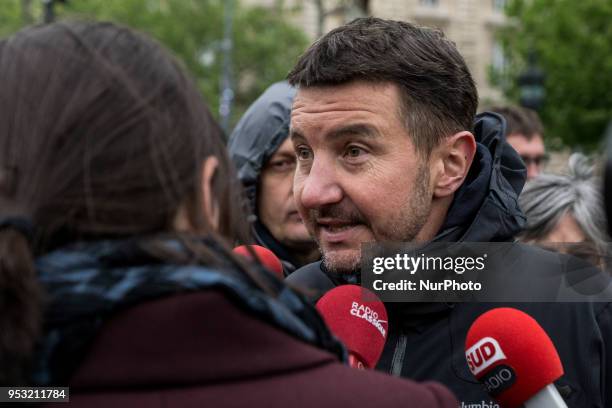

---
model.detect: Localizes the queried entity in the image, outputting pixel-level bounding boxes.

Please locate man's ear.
[201,156,220,231]
[432,131,476,198]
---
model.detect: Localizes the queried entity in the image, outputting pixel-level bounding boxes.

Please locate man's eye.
[296,148,312,161]
[345,146,366,158]
[270,160,295,171]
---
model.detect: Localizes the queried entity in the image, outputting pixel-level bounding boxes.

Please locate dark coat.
[35,239,457,407]
[50,291,457,407]
[287,113,612,407]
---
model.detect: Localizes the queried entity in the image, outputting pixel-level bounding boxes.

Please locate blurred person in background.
[229,82,319,275]
[490,105,547,180]
[519,153,610,266]
[0,21,457,407]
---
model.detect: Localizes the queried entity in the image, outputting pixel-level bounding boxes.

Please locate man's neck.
[414,195,454,241]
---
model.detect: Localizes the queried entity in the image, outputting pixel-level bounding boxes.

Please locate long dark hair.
[0,21,259,384]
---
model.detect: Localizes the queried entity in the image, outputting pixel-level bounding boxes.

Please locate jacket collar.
[33,238,345,385]
[435,112,526,242]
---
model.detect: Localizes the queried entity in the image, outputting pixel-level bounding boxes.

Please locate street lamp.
[42,0,67,24]
[517,50,545,111]
[219,0,234,136]
[604,119,612,237]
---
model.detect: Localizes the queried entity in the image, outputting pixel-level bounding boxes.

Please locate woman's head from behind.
[0,21,248,383]
[0,20,247,246]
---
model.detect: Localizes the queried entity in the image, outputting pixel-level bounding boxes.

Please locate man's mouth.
[287,211,303,222]
[321,224,355,232]
[317,219,361,243]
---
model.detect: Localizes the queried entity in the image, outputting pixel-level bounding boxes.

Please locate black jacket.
[228,81,305,274]
[287,113,612,407]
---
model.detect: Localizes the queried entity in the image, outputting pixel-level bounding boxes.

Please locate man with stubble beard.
[286,17,612,407]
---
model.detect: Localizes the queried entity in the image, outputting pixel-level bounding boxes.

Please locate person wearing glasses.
[519,153,610,269]
[490,105,547,180]
[229,82,320,276]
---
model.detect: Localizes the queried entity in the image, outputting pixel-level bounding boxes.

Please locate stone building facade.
[242,0,509,106]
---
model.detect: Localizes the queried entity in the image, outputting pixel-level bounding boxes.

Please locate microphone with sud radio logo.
[316,284,388,369]
[233,245,284,278]
[465,307,567,408]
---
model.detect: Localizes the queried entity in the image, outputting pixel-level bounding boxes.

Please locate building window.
[345,0,369,21]
[492,41,507,72]
[420,0,439,7]
[489,40,508,86]
[492,0,506,13]
[355,0,369,15]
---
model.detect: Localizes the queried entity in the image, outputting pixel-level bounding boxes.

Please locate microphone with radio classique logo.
[233,244,284,278]
[464,307,567,408]
[316,284,388,369]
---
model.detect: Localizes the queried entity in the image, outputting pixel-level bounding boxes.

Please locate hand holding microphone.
[465,307,567,408]
[316,285,388,369]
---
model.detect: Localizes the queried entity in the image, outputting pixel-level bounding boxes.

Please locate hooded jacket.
[229,82,307,274]
[286,113,612,407]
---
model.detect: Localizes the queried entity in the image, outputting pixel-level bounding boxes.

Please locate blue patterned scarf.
[32,237,345,384]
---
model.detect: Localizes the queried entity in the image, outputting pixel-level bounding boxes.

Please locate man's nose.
[527,163,541,180]
[298,159,343,210]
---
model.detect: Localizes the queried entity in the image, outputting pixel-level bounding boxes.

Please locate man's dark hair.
[287,17,478,155]
[489,105,544,140]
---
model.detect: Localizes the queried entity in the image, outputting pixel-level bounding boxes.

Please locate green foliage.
[232,5,307,122]
[500,0,612,149]
[1,0,309,132]
[0,0,25,37]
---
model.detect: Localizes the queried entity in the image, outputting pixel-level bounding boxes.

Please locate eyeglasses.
[520,154,549,167]
[540,242,608,269]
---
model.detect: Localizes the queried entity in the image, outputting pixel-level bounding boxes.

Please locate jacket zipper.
[390,333,407,377]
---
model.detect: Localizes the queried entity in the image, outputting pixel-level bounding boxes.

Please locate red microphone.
[233,245,284,278]
[316,285,388,369]
[465,307,567,408]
